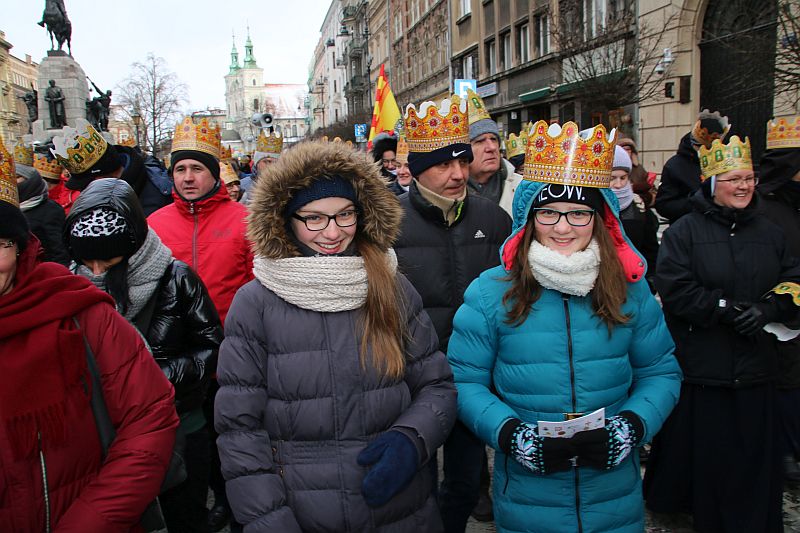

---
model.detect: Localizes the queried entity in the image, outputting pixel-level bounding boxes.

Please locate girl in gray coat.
[215,140,458,532]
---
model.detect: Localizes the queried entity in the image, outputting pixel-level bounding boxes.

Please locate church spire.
[229,31,240,74]
[244,25,258,68]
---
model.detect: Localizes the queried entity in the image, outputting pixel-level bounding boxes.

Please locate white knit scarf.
[528,239,600,297]
[253,249,398,312]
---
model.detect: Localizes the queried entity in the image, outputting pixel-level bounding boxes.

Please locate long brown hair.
[502,215,630,330]
[357,236,406,379]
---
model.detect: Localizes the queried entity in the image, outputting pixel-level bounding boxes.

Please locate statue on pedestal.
[88,79,112,131]
[17,85,38,133]
[38,0,72,55]
[44,79,67,129]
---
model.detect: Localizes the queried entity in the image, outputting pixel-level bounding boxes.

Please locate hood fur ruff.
[247,140,403,258]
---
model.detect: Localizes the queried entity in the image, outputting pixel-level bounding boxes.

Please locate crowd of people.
[1,91,800,533]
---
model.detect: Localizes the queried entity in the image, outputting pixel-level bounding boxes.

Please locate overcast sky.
[4,0,333,111]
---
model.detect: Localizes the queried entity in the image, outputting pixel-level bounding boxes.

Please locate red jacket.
[147,184,253,325]
[0,302,178,532]
[48,177,80,215]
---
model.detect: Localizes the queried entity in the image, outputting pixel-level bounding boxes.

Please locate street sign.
[477,82,498,98]
[454,79,477,99]
[354,123,367,142]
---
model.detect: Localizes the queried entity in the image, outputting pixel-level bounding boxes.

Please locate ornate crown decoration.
[465,88,491,124]
[396,135,409,164]
[766,116,800,150]
[698,135,752,180]
[220,161,239,185]
[256,130,283,154]
[171,117,221,158]
[14,139,34,167]
[34,153,64,181]
[692,109,731,148]
[119,137,137,147]
[0,133,17,208]
[506,129,529,159]
[523,120,617,188]
[220,144,233,161]
[50,119,109,175]
[404,95,469,153]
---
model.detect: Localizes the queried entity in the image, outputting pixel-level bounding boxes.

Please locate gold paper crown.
[524,120,617,188]
[33,153,64,181]
[466,88,491,125]
[396,135,409,164]
[505,130,529,159]
[51,120,109,175]
[119,137,137,147]
[766,116,800,150]
[220,144,233,161]
[404,95,469,153]
[14,139,34,166]
[257,130,283,154]
[0,133,17,208]
[692,109,731,148]
[219,161,240,185]
[171,117,221,158]
[698,135,752,180]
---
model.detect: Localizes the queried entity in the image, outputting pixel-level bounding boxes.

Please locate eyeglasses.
[532,208,595,227]
[381,158,398,166]
[292,209,358,231]
[0,239,15,249]
[716,176,759,186]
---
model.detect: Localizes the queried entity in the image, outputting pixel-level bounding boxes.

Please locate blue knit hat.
[285,174,359,215]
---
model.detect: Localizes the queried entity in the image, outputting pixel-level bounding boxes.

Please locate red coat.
[147,184,253,325]
[0,302,178,532]
[48,178,80,215]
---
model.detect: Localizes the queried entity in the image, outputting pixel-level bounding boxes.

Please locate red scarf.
[0,240,114,459]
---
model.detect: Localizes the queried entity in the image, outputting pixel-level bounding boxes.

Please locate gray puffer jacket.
[215,141,457,532]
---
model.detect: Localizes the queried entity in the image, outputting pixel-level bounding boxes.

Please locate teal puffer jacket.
[447,178,682,533]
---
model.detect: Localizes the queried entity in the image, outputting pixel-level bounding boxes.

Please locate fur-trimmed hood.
[247,140,403,258]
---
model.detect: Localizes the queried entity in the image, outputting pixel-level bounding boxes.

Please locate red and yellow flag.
[368,64,401,148]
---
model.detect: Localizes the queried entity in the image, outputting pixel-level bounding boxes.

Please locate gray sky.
[4,0,333,110]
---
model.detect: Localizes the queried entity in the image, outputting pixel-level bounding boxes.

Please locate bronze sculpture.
[89,79,112,131]
[17,85,38,133]
[38,0,72,55]
[44,80,67,129]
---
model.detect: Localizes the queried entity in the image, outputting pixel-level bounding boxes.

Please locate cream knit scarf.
[253,249,398,312]
[528,239,600,297]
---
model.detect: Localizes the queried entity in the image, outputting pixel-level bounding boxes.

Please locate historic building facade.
[0,31,39,142]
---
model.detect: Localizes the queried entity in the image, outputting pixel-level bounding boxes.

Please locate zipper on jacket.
[189,203,199,270]
[38,431,51,533]
[562,295,583,533]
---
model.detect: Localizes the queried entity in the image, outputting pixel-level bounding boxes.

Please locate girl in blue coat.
[447,121,682,533]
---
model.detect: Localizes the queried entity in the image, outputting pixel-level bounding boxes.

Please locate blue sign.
[454,79,477,98]
[354,123,367,140]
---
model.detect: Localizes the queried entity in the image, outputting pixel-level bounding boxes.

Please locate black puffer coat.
[619,197,660,291]
[117,145,173,216]
[66,179,222,415]
[17,169,70,266]
[655,133,702,223]
[394,183,512,352]
[656,187,800,386]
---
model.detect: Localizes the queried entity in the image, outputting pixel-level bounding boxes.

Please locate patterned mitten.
[572,411,644,470]
[500,419,575,475]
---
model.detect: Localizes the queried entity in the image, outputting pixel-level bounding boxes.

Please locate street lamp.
[131,109,142,147]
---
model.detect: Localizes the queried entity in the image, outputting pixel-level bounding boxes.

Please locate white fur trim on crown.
[50,118,94,158]
[405,97,467,119]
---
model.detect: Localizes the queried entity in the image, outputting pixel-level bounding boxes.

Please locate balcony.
[325,38,335,47]
[345,37,366,58]
[336,57,347,67]
[341,5,357,21]
[345,75,366,96]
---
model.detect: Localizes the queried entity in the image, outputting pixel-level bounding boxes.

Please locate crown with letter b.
[524,120,617,188]
[698,136,752,180]
[50,120,109,175]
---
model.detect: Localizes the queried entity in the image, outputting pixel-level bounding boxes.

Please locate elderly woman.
[644,136,800,532]
[0,142,178,531]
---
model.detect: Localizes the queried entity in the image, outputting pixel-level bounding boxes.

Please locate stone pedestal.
[35,51,89,135]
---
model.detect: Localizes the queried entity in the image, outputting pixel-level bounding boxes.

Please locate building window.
[412,0,420,23]
[460,0,471,17]
[517,23,530,63]
[293,125,298,137]
[334,80,337,92]
[462,54,475,79]
[500,32,512,70]
[583,0,607,40]
[253,98,259,111]
[486,40,496,76]
[534,14,549,57]
[394,14,402,39]
[335,108,339,122]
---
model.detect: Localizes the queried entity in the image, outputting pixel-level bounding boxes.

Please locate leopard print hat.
[68,207,137,261]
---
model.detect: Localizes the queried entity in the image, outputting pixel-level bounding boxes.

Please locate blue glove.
[357,431,419,507]
[571,411,643,470]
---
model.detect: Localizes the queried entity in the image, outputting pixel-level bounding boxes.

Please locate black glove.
[499,419,575,475]
[718,300,746,325]
[571,411,643,470]
[733,301,779,336]
[357,431,419,507]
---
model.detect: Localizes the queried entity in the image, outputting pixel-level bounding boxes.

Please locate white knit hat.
[613,145,632,172]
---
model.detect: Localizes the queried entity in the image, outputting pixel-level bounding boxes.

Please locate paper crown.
[220,144,233,161]
[466,88,491,125]
[219,161,239,185]
[256,130,283,155]
[119,137,137,147]
[698,135,752,180]
[50,119,110,175]
[396,135,409,164]
[523,120,617,188]
[766,116,800,150]
[33,153,64,181]
[506,129,529,159]
[404,95,469,153]
[14,139,34,166]
[692,109,731,148]
[0,134,17,208]
[171,117,221,158]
